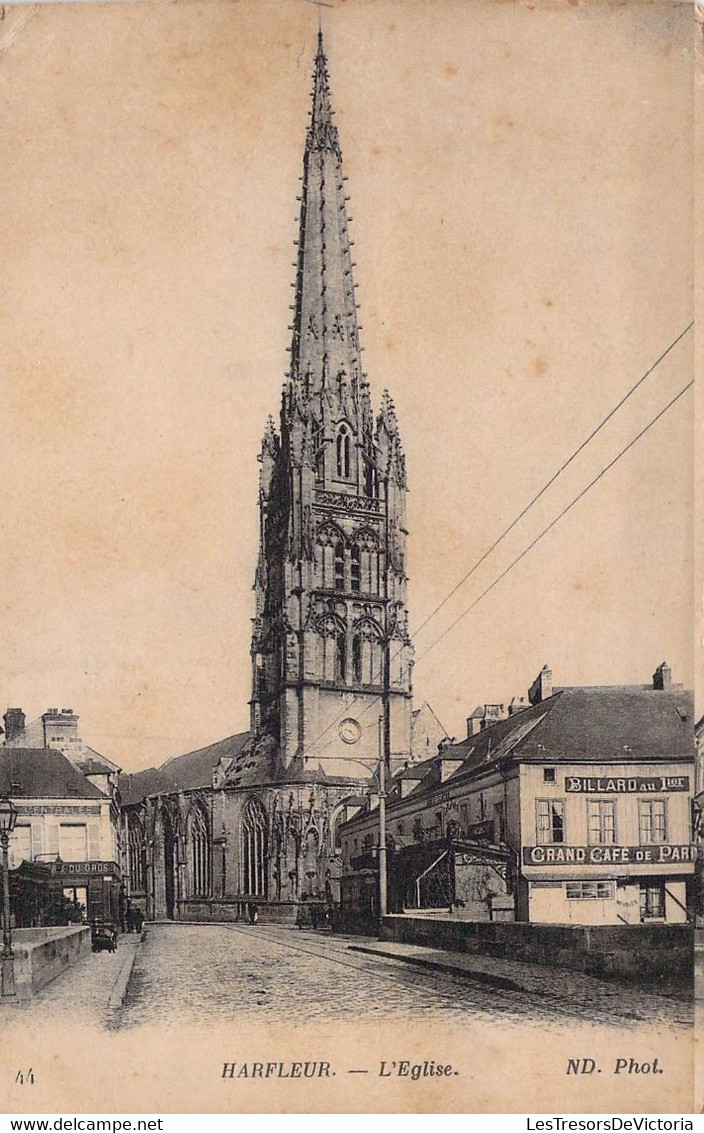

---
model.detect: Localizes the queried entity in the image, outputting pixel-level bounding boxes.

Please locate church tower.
[249,32,413,780]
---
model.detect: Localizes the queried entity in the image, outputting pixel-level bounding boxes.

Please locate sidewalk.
[349,938,692,1023]
[0,931,142,1029]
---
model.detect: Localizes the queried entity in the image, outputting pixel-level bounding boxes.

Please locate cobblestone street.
[117,922,691,1032]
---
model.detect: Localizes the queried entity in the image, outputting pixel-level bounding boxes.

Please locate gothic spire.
[287,32,367,421]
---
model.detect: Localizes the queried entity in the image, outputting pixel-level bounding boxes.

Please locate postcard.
[0,0,697,1114]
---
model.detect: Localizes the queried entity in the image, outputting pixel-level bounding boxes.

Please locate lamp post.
[377,717,387,919]
[0,795,18,997]
[338,716,388,919]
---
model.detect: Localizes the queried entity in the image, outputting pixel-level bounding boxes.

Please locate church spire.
[288,33,367,421]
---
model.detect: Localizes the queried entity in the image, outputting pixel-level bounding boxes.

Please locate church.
[119,33,445,923]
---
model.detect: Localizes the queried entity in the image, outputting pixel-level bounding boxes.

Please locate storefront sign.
[16,804,102,815]
[51,860,118,876]
[565,776,689,794]
[523,844,695,866]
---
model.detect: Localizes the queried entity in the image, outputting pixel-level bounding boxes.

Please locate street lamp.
[0,795,18,997]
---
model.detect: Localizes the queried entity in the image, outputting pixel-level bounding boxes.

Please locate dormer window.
[336,425,351,479]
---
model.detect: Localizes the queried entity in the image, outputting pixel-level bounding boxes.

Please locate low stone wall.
[180,899,299,925]
[380,915,692,988]
[13,926,91,997]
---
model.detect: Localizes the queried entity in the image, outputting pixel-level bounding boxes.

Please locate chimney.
[509,696,526,716]
[3,708,25,743]
[466,708,484,738]
[528,665,553,706]
[653,662,672,691]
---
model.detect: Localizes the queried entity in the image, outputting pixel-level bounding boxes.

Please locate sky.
[0,0,694,771]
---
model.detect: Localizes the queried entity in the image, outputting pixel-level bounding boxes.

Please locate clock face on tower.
[338,717,362,745]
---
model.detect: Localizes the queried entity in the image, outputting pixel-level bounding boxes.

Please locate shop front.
[49,859,122,924]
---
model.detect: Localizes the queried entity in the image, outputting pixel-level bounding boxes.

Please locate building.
[340,663,695,927]
[0,745,122,925]
[3,706,121,801]
[117,34,441,924]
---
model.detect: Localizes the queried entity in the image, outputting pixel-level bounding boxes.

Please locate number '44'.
[15,1069,34,1085]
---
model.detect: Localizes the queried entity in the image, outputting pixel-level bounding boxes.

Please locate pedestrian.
[248,901,259,925]
[125,898,134,933]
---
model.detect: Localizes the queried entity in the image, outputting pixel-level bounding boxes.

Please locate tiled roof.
[0,747,107,800]
[161,731,250,790]
[118,731,251,804]
[341,685,694,832]
[444,686,694,780]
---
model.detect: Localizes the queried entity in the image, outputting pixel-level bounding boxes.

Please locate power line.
[303,378,693,762]
[409,379,693,672]
[411,321,693,643]
[293,327,693,763]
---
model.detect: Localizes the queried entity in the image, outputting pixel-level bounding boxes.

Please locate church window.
[317,542,333,588]
[188,805,211,898]
[128,818,146,893]
[350,545,361,593]
[364,460,377,499]
[319,616,346,683]
[336,630,347,683]
[352,531,381,595]
[315,525,343,589]
[241,797,268,898]
[334,542,345,590]
[352,634,362,683]
[336,425,351,479]
[303,829,319,895]
[352,619,383,686]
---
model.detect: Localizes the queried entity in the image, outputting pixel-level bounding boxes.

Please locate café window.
[58,823,88,862]
[639,799,667,845]
[639,880,665,921]
[536,799,565,845]
[566,880,615,901]
[587,800,616,845]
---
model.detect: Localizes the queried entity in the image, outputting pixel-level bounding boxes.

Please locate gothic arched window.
[187,805,211,898]
[364,459,378,499]
[336,630,347,683]
[334,541,345,591]
[352,530,381,596]
[242,797,268,898]
[128,817,145,893]
[336,425,351,479]
[350,544,361,593]
[315,523,343,590]
[318,615,346,683]
[351,618,384,686]
[352,633,362,684]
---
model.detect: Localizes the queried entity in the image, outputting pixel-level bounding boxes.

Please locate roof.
[441,686,694,775]
[76,746,121,777]
[0,748,107,800]
[119,731,250,805]
[341,684,695,830]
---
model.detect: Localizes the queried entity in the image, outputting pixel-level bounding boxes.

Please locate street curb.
[107,937,143,1011]
[347,945,523,992]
